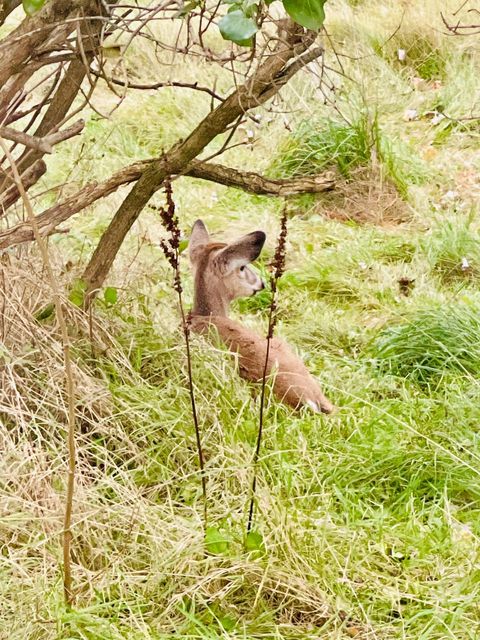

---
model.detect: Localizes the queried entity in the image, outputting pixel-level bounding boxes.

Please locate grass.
[2,0,480,638]
[426,215,480,282]
[370,301,480,385]
[270,111,429,197]
[269,114,375,177]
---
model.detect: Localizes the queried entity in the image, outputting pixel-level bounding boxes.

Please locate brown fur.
[188,220,334,414]
[190,315,334,413]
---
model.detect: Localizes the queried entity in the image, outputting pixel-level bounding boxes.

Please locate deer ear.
[189,219,210,263]
[218,230,266,271]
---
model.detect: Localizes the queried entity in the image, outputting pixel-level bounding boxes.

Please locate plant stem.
[179,299,208,529]
[158,181,207,530]
[247,299,276,534]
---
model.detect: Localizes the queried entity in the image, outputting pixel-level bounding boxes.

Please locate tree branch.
[0,0,99,88]
[0,160,335,248]
[187,161,335,196]
[81,20,319,298]
[0,0,21,27]
[89,69,224,102]
[0,119,84,156]
[6,31,101,183]
[0,126,54,154]
[0,159,46,212]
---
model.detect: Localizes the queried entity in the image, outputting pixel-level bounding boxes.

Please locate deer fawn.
[188,220,334,414]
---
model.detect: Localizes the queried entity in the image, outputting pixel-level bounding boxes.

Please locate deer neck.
[192,292,229,317]
[192,270,229,317]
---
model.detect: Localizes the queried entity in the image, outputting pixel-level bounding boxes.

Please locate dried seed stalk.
[247,204,288,534]
[157,179,208,529]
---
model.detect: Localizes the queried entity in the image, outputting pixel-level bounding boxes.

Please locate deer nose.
[252,281,264,296]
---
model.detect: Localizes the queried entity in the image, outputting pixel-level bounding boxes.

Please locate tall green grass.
[370,302,480,385]
[269,114,374,178]
[426,216,480,282]
[270,112,428,197]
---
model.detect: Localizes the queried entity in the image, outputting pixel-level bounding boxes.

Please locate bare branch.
[0,159,335,249]
[45,119,85,146]
[0,161,146,249]
[187,161,335,196]
[0,126,54,154]
[0,17,102,191]
[0,0,21,27]
[0,0,99,88]
[0,119,84,156]
[441,9,480,34]
[0,159,46,211]
[89,69,224,102]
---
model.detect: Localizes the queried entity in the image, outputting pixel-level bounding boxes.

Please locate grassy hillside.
[1,0,480,638]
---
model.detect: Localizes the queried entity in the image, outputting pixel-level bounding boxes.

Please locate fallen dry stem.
[0,138,77,607]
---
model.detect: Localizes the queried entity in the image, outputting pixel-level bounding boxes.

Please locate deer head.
[189,219,266,317]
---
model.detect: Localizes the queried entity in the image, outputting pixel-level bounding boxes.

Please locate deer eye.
[239,265,245,272]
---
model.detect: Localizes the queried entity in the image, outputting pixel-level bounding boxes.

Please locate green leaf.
[219,614,236,631]
[205,527,229,555]
[68,279,87,308]
[218,9,258,46]
[282,0,326,30]
[175,0,201,17]
[22,0,46,16]
[104,286,118,305]
[179,238,189,254]
[34,302,55,322]
[242,0,258,17]
[245,530,265,553]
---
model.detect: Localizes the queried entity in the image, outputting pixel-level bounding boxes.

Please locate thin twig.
[157,179,207,530]
[0,138,77,607]
[89,69,224,101]
[247,204,288,535]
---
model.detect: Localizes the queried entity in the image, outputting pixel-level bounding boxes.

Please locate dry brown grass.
[311,169,411,227]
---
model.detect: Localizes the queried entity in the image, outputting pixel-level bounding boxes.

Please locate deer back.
[190,315,334,414]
